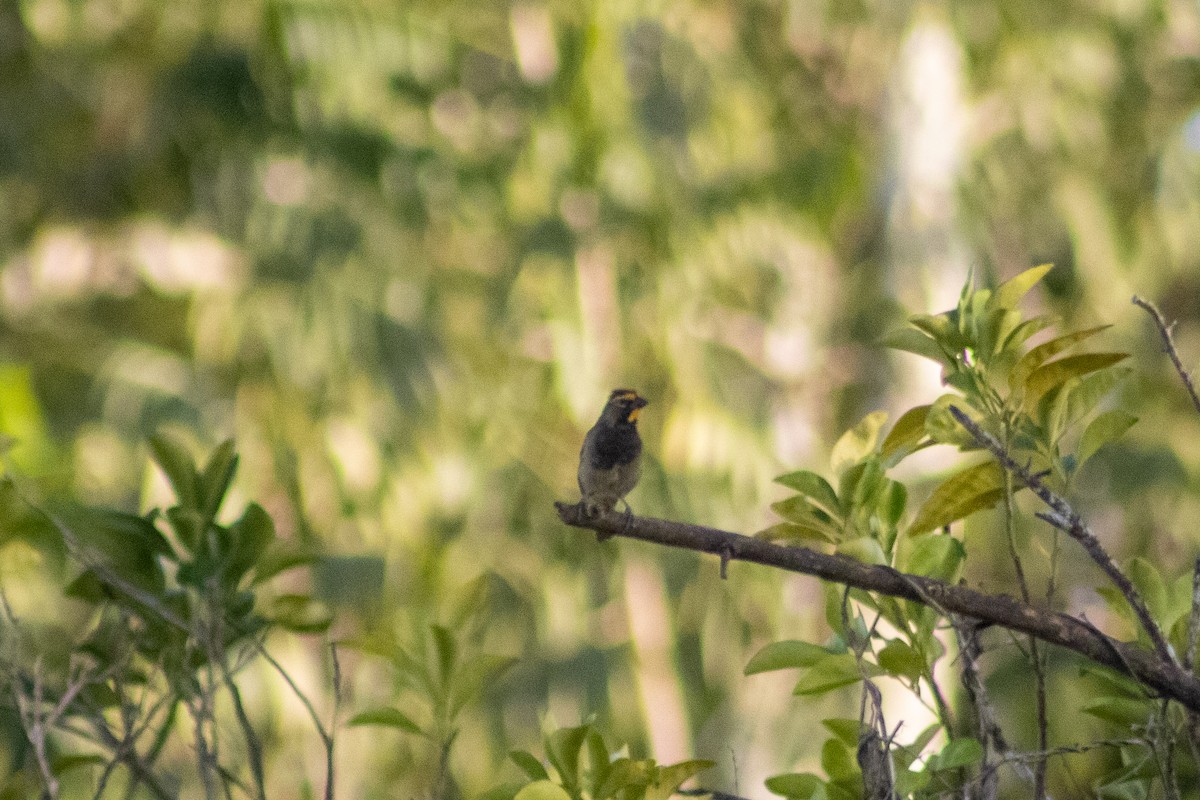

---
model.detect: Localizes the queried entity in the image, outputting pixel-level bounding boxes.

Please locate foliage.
[752,268,1195,798]
[502,719,712,800]
[4,0,1200,796]
[0,438,325,798]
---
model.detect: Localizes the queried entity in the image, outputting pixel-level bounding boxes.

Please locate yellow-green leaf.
[774,470,841,517]
[755,521,837,544]
[1023,352,1129,405]
[1078,410,1137,467]
[881,405,931,462]
[793,653,876,696]
[908,461,1006,535]
[878,639,926,681]
[904,533,965,581]
[990,263,1054,310]
[1009,325,1112,390]
[645,760,715,800]
[836,537,888,565]
[514,781,572,800]
[925,395,984,449]
[830,411,888,475]
[348,707,423,735]
[882,327,950,364]
[745,640,830,675]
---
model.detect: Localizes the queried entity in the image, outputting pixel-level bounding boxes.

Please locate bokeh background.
[3,0,1200,796]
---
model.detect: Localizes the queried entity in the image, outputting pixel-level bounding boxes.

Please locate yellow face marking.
[616,391,639,402]
[627,407,641,422]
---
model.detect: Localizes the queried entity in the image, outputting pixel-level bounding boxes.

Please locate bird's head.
[603,389,648,426]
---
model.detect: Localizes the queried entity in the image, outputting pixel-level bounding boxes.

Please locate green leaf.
[895,767,932,796]
[908,461,1006,535]
[830,411,888,476]
[1079,410,1138,467]
[479,784,524,800]
[910,312,968,352]
[880,405,931,462]
[224,503,276,586]
[878,639,926,682]
[510,750,550,781]
[432,625,457,684]
[1127,558,1167,623]
[0,480,65,571]
[52,505,171,594]
[793,653,876,696]
[977,307,1021,359]
[1024,352,1128,406]
[835,537,888,566]
[50,753,107,775]
[645,760,714,800]
[998,315,1054,356]
[1082,696,1152,726]
[1009,325,1111,390]
[586,729,611,794]
[546,723,591,790]
[450,654,517,714]
[924,395,983,450]
[198,440,238,522]
[990,264,1054,310]
[745,640,830,675]
[148,432,199,509]
[1096,781,1151,800]
[843,458,885,512]
[252,540,321,584]
[267,594,333,633]
[1062,367,1131,427]
[597,757,655,800]
[874,479,908,532]
[821,718,864,747]
[820,737,857,781]
[771,495,837,528]
[907,723,944,760]
[755,521,838,544]
[765,773,824,799]
[774,470,841,517]
[513,780,572,800]
[926,738,983,771]
[882,327,951,365]
[348,707,423,735]
[904,534,966,582]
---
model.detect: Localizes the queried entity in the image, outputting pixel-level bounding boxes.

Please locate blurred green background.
[3,0,1200,796]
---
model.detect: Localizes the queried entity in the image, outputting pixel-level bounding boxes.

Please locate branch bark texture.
[555,502,1200,712]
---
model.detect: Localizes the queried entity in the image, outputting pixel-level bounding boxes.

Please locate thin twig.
[1000,449,1048,800]
[1133,296,1200,417]
[945,406,1176,667]
[252,640,335,798]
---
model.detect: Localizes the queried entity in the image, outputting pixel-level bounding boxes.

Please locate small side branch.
[1133,296,1200,418]
[945,406,1177,667]
[554,503,1200,711]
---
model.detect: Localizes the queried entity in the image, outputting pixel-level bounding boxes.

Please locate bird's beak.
[627,396,649,422]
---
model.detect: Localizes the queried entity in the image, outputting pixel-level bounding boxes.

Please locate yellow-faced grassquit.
[578,389,648,518]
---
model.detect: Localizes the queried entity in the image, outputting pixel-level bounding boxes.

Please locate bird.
[578,389,648,524]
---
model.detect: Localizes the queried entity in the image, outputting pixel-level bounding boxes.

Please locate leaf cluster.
[491,720,712,800]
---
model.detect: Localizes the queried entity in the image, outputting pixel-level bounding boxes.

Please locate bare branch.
[945,406,1176,667]
[555,502,1200,711]
[1133,296,1200,418]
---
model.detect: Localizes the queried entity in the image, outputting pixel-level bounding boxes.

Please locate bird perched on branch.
[578,389,648,521]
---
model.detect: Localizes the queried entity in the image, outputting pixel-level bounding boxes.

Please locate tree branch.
[1133,295,1200,418]
[554,502,1200,712]
[945,405,1177,667]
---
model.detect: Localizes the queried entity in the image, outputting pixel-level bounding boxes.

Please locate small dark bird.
[578,389,648,519]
